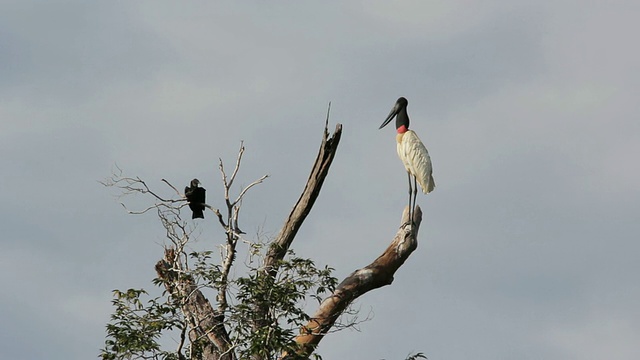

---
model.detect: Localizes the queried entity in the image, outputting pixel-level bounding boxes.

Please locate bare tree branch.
[231,174,269,208]
[264,117,342,276]
[228,141,245,190]
[283,206,423,359]
[207,205,228,229]
[213,145,269,316]
[219,158,231,210]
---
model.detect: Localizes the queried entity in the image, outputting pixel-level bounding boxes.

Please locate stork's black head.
[379,97,409,130]
[190,179,200,188]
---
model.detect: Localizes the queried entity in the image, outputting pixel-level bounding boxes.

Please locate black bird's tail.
[192,209,204,219]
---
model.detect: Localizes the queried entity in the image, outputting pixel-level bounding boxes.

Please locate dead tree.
[102,115,424,360]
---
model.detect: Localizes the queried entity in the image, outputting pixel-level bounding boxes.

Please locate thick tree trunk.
[156,248,236,360]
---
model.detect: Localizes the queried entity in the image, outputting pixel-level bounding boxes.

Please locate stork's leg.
[407,172,413,222]
[412,175,418,225]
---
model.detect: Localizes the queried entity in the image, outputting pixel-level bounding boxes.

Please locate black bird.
[185,179,206,219]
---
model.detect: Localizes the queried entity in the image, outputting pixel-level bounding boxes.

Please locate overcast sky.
[2,1,639,359]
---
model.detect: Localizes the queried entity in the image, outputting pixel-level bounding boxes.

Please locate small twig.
[119,201,189,215]
[162,178,183,197]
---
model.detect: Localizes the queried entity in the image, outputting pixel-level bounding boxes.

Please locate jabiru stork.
[185,178,206,219]
[379,97,435,221]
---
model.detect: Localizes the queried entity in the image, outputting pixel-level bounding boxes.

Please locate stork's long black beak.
[379,102,400,129]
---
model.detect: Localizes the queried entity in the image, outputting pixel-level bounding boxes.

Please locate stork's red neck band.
[397,125,408,134]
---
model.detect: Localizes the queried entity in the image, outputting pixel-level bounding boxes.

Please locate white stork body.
[396,130,435,194]
[379,97,435,222]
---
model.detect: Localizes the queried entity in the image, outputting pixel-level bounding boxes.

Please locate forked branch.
[215,146,269,315]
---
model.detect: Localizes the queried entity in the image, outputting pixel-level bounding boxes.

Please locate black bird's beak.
[379,102,400,129]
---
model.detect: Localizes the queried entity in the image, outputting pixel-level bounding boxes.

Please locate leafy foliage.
[100,289,183,360]
[101,248,337,360]
[228,251,337,359]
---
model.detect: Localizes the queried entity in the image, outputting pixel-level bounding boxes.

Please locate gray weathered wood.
[263,121,343,275]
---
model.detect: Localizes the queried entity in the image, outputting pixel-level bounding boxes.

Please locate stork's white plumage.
[397,130,435,194]
[380,97,435,221]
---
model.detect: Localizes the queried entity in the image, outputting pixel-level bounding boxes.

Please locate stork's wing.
[399,131,435,194]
